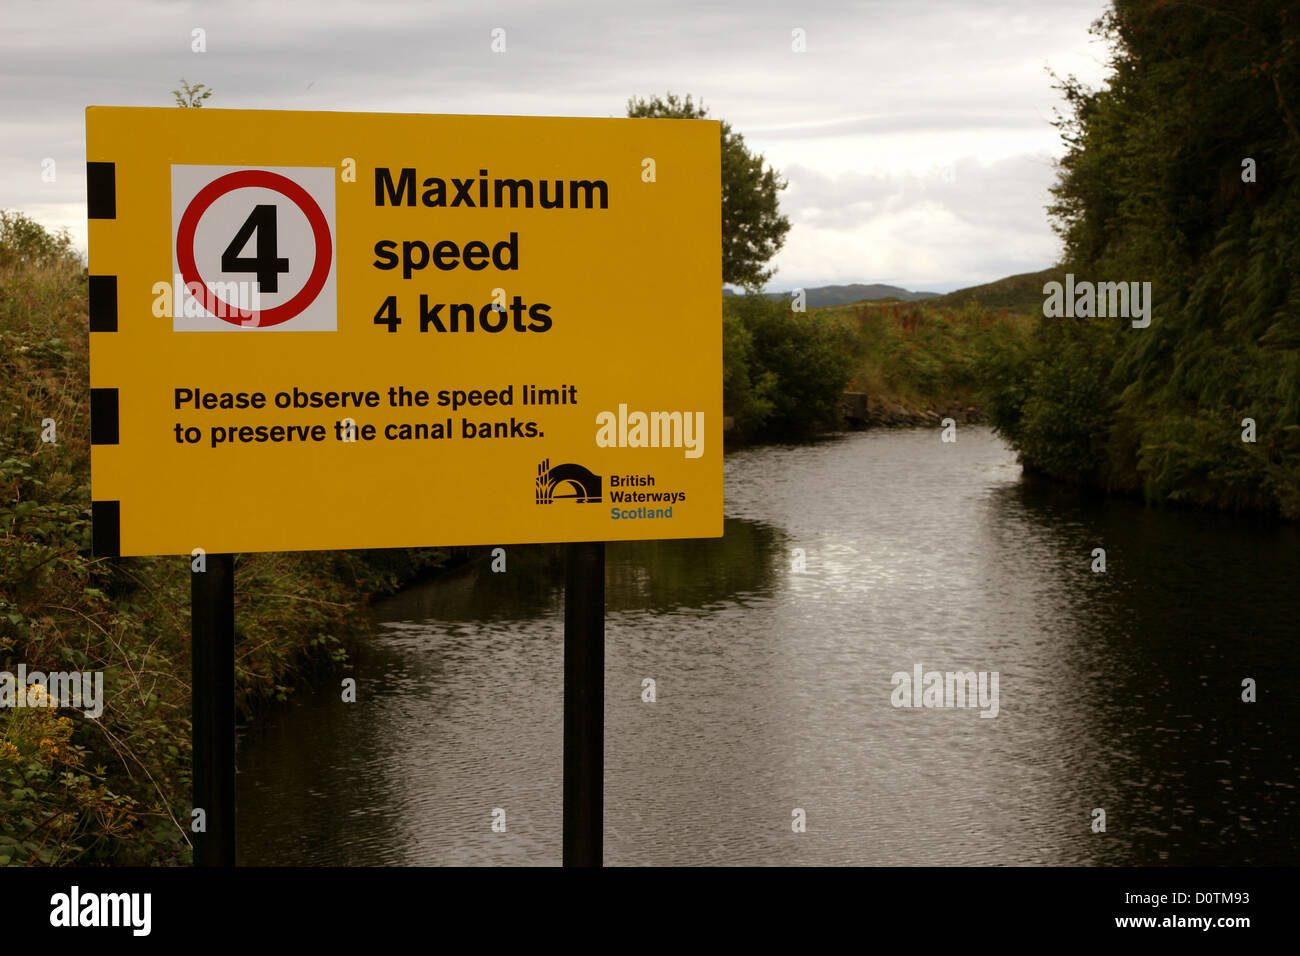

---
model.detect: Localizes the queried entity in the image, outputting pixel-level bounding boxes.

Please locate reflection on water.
[238,427,1300,865]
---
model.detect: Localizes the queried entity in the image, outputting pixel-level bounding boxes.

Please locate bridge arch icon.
[536,459,603,504]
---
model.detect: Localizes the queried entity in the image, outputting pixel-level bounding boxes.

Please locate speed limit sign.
[86,106,721,558]
[170,165,336,331]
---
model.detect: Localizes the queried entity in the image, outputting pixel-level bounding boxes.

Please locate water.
[237,426,1300,865]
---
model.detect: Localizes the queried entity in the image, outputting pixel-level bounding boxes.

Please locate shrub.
[724,293,855,439]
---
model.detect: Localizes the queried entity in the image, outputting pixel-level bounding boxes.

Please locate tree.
[996,0,1300,515]
[172,79,213,108]
[627,93,790,289]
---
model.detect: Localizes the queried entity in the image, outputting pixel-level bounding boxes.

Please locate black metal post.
[563,541,605,867]
[191,552,236,866]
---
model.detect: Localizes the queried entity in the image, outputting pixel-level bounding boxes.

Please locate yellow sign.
[86,107,721,556]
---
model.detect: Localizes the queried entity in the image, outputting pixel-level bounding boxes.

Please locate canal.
[237,426,1299,865]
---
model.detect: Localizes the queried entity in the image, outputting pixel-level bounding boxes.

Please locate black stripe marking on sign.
[92,500,121,557]
[89,275,118,332]
[90,387,119,445]
[86,162,116,219]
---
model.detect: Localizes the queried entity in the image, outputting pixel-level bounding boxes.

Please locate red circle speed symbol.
[176,170,332,328]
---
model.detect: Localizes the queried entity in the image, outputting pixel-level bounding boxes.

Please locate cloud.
[0,0,1110,288]
[768,155,1064,291]
[783,153,1059,230]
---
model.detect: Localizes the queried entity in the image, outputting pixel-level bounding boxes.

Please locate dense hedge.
[985,0,1300,517]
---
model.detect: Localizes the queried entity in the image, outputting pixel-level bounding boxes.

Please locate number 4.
[373,296,401,332]
[222,204,290,293]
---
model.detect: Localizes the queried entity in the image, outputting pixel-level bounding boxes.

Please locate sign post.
[189,553,235,867]
[86,107,721,865]
[563,541,605,866]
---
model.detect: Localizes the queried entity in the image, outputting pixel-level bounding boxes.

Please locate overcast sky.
[1,0,1113,294]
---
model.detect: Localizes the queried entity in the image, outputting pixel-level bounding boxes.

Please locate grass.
[922,268,1062,315]
[809,296,1039,413]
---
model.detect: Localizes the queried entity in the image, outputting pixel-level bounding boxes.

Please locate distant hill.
[922,268,1060,314]
[726,270,1063,312]
[725,283,940,307]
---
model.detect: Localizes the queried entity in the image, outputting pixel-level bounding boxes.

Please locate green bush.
[722,306,775,435]
[723,293,855,439]
[980,1,1300,517]
[1013,318,1118,481]
[1,212,446,865]
[0,211,80,271]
